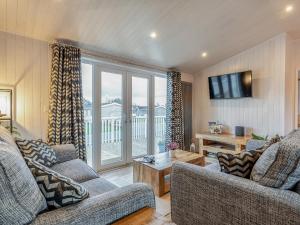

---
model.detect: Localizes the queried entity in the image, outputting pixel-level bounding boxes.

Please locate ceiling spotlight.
[285,5,293,12]
[150,32,157,39]
[202,52,207,58]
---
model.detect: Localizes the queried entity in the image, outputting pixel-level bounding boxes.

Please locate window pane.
[82,63,93,167]
[154,76,167,153]
[132,76,149,157]
[101,72,123,164]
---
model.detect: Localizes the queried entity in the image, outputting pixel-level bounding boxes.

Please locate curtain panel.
[48,44,86,161]
[166,71,184,150]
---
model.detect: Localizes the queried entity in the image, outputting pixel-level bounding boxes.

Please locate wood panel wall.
[0,31,50,139]
[193,34,289,136]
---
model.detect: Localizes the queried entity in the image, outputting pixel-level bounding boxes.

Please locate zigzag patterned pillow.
[16,139,57,167]
[25,157,89,209]
[217,150,261,178]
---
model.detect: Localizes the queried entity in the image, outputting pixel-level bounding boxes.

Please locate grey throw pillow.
[250,143,280,181]
[251,130,300,189]
[16,138,58,167]
[25,158,89,209]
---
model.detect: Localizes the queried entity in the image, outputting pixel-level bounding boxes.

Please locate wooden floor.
[101,165,175,225]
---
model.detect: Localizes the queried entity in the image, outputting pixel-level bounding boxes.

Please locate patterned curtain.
[165,71,184,150]
[48,43,86,161]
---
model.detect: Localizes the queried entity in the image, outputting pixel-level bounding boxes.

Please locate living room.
[0,1,300,225]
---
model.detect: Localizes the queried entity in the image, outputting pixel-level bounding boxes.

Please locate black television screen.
[208,71,252,99]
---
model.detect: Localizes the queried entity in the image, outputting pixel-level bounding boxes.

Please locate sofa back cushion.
[0,141,47,225]
[0,125,19,152]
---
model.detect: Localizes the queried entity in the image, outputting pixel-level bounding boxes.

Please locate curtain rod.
[49,40,171,74]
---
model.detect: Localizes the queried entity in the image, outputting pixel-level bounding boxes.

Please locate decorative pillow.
[16,138,58,167]
[217,150,261,178]
[25,157,89,209]
[251,130,300,189]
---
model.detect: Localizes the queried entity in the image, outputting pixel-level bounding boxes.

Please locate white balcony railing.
[84,116,166,146]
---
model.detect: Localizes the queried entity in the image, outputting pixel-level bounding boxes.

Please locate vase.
[169,150,176,158]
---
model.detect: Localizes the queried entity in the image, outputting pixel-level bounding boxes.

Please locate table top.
[195,132,251,145]
[133,150,204,171]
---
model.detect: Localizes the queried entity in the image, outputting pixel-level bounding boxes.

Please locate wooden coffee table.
[133,150,205,197]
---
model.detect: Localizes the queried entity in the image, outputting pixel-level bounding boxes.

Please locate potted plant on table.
[167,142,179,158]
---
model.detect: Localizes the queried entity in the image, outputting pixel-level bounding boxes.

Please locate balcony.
[84,115,166,165]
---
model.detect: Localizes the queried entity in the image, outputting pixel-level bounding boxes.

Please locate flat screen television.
[208,71,252,99]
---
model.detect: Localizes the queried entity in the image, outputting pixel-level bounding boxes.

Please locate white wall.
[294,39,300,70]
[181,73,194,83]
[0,31,50,139]
[193,34,291,136]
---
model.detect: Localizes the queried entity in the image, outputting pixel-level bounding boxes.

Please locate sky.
[82,63,167,106]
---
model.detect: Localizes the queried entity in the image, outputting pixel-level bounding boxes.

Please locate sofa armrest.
[52,144,77,163]
[171,162,300,225]
[32,183,155,225]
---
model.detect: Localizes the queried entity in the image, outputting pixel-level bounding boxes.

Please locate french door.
[82,59,164,171]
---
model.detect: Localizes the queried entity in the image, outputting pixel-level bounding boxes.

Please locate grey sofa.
[0,127,155,225]
[171,161,300,225]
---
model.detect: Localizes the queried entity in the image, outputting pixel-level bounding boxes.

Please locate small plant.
[252,133,268,141]
[167,142,179,151]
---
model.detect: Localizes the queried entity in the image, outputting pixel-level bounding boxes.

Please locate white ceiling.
[1,0,300,74]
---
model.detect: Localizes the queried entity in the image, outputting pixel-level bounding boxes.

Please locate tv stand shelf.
[195,133,251,155]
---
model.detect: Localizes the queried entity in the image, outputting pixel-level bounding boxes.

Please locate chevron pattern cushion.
[16,138,58,167]
[25,157,89,209]
[217,150,261,178]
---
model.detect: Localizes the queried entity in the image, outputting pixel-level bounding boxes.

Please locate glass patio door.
[129,75,151,158]
[100,69,126,166]
[82,59,166,170]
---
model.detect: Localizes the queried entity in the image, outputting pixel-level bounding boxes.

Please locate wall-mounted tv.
[208,71,252,99]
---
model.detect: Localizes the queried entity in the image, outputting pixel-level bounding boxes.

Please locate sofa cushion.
[81,177,118,197]
[217,150,261,178]
[0,142,47,225]
[0,125,19,152]
[26,158,89,209]
[51,159,99,183]
[251,129,300,189]
[16,138,58,167]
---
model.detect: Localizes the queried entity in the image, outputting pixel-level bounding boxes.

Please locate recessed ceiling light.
[285,5,293,12]
[202,52,207,58]
[150,32,157,39]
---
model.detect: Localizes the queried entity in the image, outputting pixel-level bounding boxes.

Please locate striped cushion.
[16,139,57,167]
[25,158,89,209]
[217,150,261,178]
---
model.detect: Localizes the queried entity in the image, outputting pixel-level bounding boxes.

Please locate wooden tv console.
[195,133,251,155]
